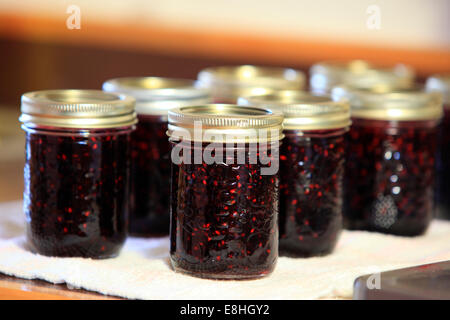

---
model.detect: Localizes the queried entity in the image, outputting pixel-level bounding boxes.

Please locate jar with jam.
[196,65,305,103]
[310,60,415,95]
[168,105,283,279]
[332,86,443,236]
[239,91,350,257]
[426,74,450,220]
[20,90,137,258]
[103,77,210,236]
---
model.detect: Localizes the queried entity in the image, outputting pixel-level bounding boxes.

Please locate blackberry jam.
[426,74,450,220]
[239,92,350,257]
[103,77,210,236]
[129,116,170,235]
[20,90,136,258]
[197,65,305,103]
[168,105,283,279]
[310,60,414,95]
[332,86,443,235]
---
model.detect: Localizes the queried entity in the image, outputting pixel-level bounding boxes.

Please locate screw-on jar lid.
[238,90,351,130]
[310,60,415,94]
[197,65,305,100]
[331,86,443,121]
[102,77,210,116]
[20,90,137,129]
[426,74,450,106]
[167,104,284,143]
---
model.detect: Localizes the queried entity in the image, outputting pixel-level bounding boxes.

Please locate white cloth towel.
[0,200,449,300]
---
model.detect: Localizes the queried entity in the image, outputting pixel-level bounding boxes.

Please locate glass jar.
[196,65,305,103]
[310,60,415,95]
[19,90,137,258]
[168,105,283,279]
[103,77,210,236]
[332,86,443,236]
[426,74,450,220]
[239,91,350,256]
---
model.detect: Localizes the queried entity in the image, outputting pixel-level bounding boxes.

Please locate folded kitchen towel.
[0,200,449,300]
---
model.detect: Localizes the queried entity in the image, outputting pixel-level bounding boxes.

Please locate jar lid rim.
[167,104,284,142]
[310,60,414,76]
[197,65,305,87]
[331,85,443,121]
[103,77,211,115]
[310,60,415,93]
[103,76,209,97]
[238,90,351,130]
[20,89,137,129]
[426,74,450,105]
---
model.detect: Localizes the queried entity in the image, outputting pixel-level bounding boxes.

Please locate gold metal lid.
[238,90,351,130]
[310,60,415,94]
[20,90,137,129]
[102,77,210,116]
[167,104,284,143]
[197,65,305,100]
[331,86,443,121]
[426,74,450,106]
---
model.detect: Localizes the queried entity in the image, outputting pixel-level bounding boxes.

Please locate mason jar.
[426,74,450,220]
[310,60,415,95]
[239,91,350,256]
[168,104,283,279]
[20,90,136,258]
[196,65,305,103]
[332,86,443,236]
[103,77,210,236]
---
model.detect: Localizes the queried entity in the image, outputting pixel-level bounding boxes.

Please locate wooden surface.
[0,108,23,202]
[0,273,121,300]
[0,13,449,77]
[0,38,255,106]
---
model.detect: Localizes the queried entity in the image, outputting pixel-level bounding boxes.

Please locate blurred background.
[0,0,449,202]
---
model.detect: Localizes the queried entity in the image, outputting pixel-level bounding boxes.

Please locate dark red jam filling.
[279,129,345,257]
[129,115,171,236]
[23,128,132,258]
[436,107,450,219]
[170,142,279,279]
[344,118,438,236]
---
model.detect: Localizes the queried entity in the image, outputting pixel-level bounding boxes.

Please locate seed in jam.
[170,143,279,279]
[23,129,131,258]
[129,115,171,236]
[344,118,438,235]
[279,129,345,257]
